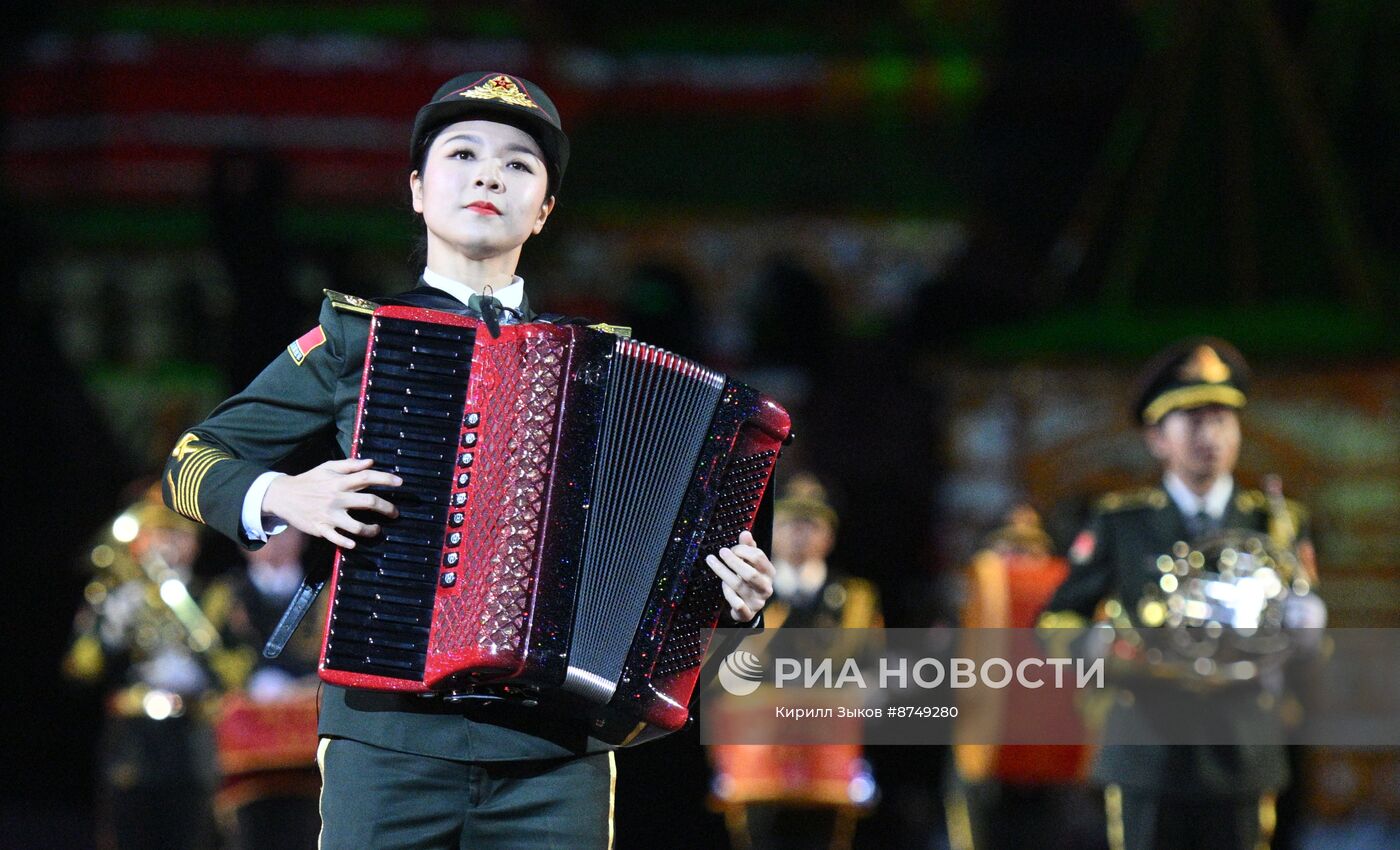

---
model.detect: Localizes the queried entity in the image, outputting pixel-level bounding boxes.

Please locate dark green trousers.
[317,737,615,849]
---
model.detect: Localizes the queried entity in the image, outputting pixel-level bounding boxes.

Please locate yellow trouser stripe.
[316,737,330,850]
[607,750,617,850]
[946,786,975,850]
[1105,784,1125,850]
[1257,793,1276,850]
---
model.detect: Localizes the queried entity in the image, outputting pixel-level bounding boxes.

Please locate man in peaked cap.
[65,488,219,850]
[163,71,777,849]
[710,474,882,850]
[1038,338,1321,850]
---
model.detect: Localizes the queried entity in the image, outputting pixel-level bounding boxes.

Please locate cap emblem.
[1178,345,1231,384]
[456,75,541,110]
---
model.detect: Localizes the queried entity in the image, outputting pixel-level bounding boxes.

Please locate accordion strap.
[263,574,326,659]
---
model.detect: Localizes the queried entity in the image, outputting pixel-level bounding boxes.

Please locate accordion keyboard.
[322,317,475,681]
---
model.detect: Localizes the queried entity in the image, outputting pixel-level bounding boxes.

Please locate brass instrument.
[64,498,222,700]
[1112,533,1316,686]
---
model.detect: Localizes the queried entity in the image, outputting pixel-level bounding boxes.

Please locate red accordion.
[317,306,790,743]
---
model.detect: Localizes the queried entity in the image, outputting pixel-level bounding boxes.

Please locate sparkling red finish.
[317,305,793,741]
[425,324,571,686]
[613,387,792,733]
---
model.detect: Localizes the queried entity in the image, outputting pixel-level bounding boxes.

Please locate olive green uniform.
[1042,484,1311,850]
[163,284,619,848]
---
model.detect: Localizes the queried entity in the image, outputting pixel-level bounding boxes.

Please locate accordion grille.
[431,333,566,658]
[653,448,778,678]
[570,342,726,690]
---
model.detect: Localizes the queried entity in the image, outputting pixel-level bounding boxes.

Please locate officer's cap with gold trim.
[1132,337,1251,426]
[411,72,569,196]
[774,473,839,531]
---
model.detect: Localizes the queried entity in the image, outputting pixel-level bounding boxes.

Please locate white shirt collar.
[421,267,525,311]
[773,559,828,604]
[1163,472,1234,520]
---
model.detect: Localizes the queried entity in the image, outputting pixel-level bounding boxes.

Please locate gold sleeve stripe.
[180,449,229,522]
[179,454,224,522]
[171,455,202,520]
[174,450,217,520]
[173,448,214,518]
[184,452,229,523]
[173,447,230,523]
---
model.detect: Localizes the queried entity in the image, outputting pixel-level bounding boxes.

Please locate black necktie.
[1189,509,1217,539]
[467,293,518,338]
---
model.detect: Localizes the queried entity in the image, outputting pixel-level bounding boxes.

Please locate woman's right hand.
[262,457,401,549]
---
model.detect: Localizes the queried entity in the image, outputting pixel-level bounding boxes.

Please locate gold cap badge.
[1178,345,1231,384]
[458,75,541,110]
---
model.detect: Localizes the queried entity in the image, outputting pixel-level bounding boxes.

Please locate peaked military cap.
[1132,336,1251,426]
[775,473,839,530]
[411,72,569,195]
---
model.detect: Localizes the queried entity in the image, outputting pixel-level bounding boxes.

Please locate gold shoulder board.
[324,289,377,316]
[1232,490,1308,522]
[1096,487,1168,513]
[589,322,633,339]
[1234,490,1268,513]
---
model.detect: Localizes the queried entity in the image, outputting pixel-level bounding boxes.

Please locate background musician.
[948,506,1100,850]
[160,71,777,850]
[202,527,322,850]
[711,474,882,850]
[1038,337,1324,850]
[63,493,219,850]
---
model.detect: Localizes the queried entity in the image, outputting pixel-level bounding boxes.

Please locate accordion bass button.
[450,512,465,527]
[461,432,478,447]
[445,552,459,567]
[465,412,480,427]
[448,532,462,546]
[456,472,471,487]
[441,572,457,587]
[459,452,474,467]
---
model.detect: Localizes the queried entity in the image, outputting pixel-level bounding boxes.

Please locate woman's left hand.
[705,530,775,623]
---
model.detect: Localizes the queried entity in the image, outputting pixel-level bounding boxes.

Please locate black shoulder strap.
[263,567,328,659]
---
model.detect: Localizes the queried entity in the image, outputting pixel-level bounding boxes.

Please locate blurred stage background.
[2,1,1396,848]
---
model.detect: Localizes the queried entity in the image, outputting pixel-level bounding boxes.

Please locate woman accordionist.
[163,71,777,849]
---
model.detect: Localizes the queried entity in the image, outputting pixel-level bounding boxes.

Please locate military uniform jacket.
[1042,484,1311,795]
[163,284,613,761]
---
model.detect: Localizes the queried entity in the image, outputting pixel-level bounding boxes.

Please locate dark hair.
[407,131,436,271]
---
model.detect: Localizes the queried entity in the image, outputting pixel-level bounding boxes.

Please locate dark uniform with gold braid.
[63,495,219,850]
[201,531,324,850]
[1039,339,1317,850]
[710,476,882,850]
[163,69,768,850]
[164,281,628,848]
[160,72,624,849]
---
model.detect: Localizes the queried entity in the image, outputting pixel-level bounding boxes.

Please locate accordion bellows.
[318,306,790,742]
